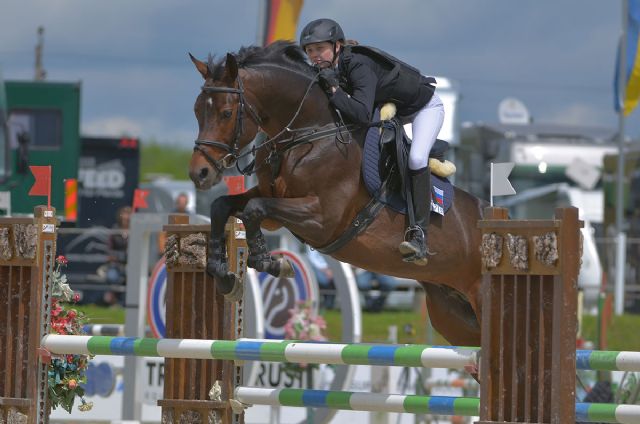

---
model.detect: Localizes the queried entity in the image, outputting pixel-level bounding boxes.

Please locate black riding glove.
[318,68,339,95]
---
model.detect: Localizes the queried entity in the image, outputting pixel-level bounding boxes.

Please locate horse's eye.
[222,110,233,119]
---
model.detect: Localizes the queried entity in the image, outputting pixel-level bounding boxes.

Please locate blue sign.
[82,362,116,397]
[147,257,167,338]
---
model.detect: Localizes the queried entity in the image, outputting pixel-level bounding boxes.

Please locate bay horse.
[188,41,487,347]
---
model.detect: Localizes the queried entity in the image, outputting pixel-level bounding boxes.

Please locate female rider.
[299,18,445,266]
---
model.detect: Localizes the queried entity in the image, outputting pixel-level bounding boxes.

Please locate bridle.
[193,61,355,177]
[194,75,263,174]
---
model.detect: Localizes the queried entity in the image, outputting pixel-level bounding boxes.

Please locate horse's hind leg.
[421,283,481,347]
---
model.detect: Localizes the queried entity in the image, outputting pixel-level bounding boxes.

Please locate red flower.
[51,304,62,317]
[73,293,80,303]
[52,323,66,335]
[56,255,68,265]
[67,310,77,319]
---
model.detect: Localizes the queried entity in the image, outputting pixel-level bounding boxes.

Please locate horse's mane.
[206,40,315,80]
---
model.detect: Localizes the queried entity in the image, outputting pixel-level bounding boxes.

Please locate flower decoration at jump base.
[284,300,327,343]
[282,301,328,382]
[47,255,93,413]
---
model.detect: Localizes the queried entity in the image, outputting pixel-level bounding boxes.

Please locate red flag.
[64,178,78,221]
[223,176,245,195]
[132,189,150,211]
[29,165,52,208]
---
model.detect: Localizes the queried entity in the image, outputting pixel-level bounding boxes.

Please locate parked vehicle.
[458,122,620,309]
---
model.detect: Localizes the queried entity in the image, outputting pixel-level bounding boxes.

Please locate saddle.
[316,105,457,254]
[362,106,456,215]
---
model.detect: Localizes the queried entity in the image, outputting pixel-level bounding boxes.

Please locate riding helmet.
[299,18,345,49]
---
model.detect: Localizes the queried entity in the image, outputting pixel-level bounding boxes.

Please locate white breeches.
[403,92,445,170]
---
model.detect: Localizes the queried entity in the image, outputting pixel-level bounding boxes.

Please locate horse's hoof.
[216,272,237,295]
[278,257,295,278]
[223,274,244,302]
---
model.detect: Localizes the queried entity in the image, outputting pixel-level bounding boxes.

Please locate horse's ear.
[225,53,238,81]
[189,53,209,80]
[283,44,307,62]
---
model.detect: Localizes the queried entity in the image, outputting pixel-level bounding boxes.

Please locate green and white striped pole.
[42,335,640,372]
[41,335,477,369]
[234,387,640,424]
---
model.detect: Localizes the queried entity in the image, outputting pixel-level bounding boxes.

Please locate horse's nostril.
[199,167,209,180]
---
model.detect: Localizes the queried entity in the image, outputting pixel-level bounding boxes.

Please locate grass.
[77,305,125,324]
[322,309,448,345]
[140,142,193,181]
[581,314,640,351]
[78,305,640,351]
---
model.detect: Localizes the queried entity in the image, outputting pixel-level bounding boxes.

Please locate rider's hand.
[318,68,339,95]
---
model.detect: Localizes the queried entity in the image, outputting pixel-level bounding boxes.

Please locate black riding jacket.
[329,45,436,125]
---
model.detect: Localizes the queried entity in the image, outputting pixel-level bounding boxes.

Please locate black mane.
[206,40,315,80]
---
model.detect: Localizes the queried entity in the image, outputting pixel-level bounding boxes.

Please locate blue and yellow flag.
[615,0,640,116]
[262,0,304,46]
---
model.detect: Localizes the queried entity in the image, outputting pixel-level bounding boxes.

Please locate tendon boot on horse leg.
[207,237,237,295]
[206,195,249,295]
[242,200,294,278]
[399,166,436,265]
[245,232,294,277]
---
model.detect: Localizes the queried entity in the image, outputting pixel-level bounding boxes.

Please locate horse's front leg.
[208,187,259,294]
[242,195,323,277]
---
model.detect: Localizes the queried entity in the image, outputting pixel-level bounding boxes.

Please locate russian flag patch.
[431,186,445,215]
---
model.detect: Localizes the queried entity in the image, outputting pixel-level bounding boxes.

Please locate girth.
[315,182,389,255]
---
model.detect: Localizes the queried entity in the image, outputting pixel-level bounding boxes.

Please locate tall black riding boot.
[398,166,434,266]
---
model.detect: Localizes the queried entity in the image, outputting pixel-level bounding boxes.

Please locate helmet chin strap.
[314,60,333,70]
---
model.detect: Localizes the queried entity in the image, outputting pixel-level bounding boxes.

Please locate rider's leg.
[408,92,444,174]
[399,93,444,265]
[399,167,433,264]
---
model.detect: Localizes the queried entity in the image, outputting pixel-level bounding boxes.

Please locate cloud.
[82,114,195,146]
[82,116,143,137]
[1,0,636,142]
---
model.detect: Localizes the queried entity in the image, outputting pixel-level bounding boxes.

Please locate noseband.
[194,76,262,174]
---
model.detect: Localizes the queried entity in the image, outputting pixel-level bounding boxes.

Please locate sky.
[0,0,634,146]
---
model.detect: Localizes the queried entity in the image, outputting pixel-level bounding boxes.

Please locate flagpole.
[490,163,494,207]
[256,0,267,46]
[614,0,628,315]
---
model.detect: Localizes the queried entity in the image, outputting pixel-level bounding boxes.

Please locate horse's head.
[189,53,261,190]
